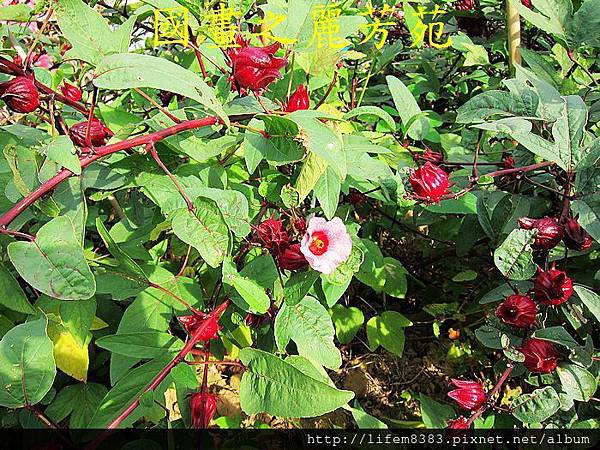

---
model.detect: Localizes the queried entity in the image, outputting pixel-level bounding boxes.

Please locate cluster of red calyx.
[447,379,486,411]
[518,216,594,252]
[285,84,310,112]
[408,162,450,203]
[178,313,221,342]
[495,294,537,328]
[455,0,476,11]
[520,338,560,373]
[533,264,573,306]
[60,82,82,102]
[226,35,287,95]
[256,216,308,271]
[69,118,113,147]
[0,76,40,113]
[190,392,217,428]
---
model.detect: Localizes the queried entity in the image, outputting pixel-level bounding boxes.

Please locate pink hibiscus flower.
[300,217,352,275]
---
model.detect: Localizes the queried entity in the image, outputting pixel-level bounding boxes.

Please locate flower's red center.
[309,231,329,256]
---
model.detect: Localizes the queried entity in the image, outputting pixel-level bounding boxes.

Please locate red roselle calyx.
[563,217,594,251]
[521,0,533,8]
[0,76,40,113]
[178,314,221,341]
[285,84,310,112]
[256,217,290,253]
[408,162,450,203]
[277,243,308,270]
[447,379,486,411]
[455,0,475,11]
[517,216,564,250]
[418,148,444,163]
[533,265,573,306]
[69,118,113,147]
[448,416,469,429]
[226,36,287,94]
[190,392,217,428]
[495,294,537,328]
[520,338,559,373]
[60,82,82,102]
[347,190,367,206]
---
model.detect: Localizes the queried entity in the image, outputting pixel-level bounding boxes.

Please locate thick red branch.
[0,116,219,229]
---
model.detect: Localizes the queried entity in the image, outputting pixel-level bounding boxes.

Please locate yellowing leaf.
[47,322,89,381]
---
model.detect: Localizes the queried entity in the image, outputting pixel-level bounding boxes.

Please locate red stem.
[0,116,219,229]
[105,299,231,429]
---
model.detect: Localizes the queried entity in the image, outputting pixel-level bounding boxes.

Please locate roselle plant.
[0,0,599,435]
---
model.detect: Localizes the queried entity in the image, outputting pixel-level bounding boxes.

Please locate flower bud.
[256,217,290,253]
[533,266,573,306]
[517,216,564,250]
[495,294,537,328]
[408,162,450,203]
[277,243,308,270]
[226,36,287,94]
[0,76,40,113]
[448,416,469,429]
[69,118,112,147]
[522,0,533,8]
[418,149,443,163]
[178,314,221,341]
[60,82,82,102]
[563,217,593,251]
[447,379,486,411]
[285,84,310,112]
[190,392,217,428]
[503,156,516,169]
[520,338,559,373]
[293,217,307,235]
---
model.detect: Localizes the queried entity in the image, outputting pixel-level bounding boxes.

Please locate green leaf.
[222,257,270,314]
[46,383,107,428]
[239,348,354,417]
[198,188,251,237]
[314,167,341,220]
[0,317,56,408]
[94,53,227,123]
[330,304,364,345]
[89,356,174,428]
[557,364,597,402]
[54,0,135,66]
[510,0,570,38]
[532,326,578,348]
[485,84,542,121]
[386,75,429,140]
[283,270,320,306]
[573,285,600,322]
[171,197,230,268]
[8,216,96,300]
[420,393,455,428]
[96,332,183,358]
[43,136,81,175]
[366,311,412,357]
[60,298,96,347]
[346,401,388,429]
[290,114,346,179]
[275,296,341,369]
[512,386,561,424]
[568,0,600,48]
[0,3,33,21]
[572,199,600,243]
[493,229,537,281]
[96,218,148,282]
[343,106,396,132]
[0,262,36,314]
[243,117,304,171]
[382,257,408,298]
[295,151,327,202]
